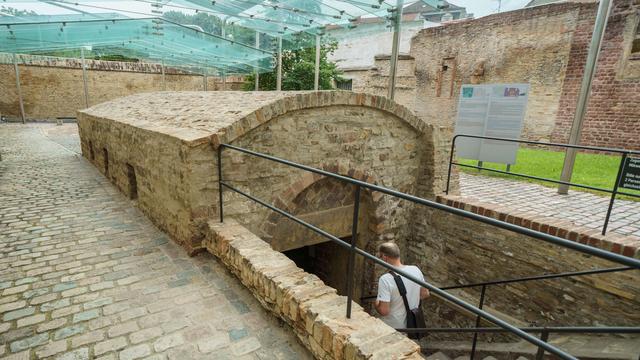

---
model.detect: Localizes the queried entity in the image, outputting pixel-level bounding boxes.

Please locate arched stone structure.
[77,91,452,255]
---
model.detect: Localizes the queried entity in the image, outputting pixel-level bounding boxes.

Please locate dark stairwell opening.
[282,237,353,297]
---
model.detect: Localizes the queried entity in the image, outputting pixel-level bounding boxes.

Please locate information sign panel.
[454,84,530,165]
[620,157,640,191]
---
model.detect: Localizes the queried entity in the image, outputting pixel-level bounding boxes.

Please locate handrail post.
[218,145,224,223]
[445,136,457,195]
[470,284,487,360]
[602,153,627,235]
[536,329,550,360]
[346,185,361,319]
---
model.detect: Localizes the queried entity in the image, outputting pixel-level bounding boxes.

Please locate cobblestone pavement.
[0,123,311,360]
[459,172,640,238]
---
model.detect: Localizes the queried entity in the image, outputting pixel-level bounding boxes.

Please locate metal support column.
[218,146,224,223]
[222,68,227,91]
[276,36,282,91]
[387,0,404,100]
[314,35,321,91]
[80,47,89,108]
[558,0,612,194]
[12,53,26,124]
[255,31,260,91]
[161,60,166,90]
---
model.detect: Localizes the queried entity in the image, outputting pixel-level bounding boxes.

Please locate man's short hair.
[378,242,400,259]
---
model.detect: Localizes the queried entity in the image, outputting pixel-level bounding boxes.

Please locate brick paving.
[0,123,311,359]
[459,172,640,238]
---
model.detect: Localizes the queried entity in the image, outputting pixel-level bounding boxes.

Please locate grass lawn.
[457,148,640,201]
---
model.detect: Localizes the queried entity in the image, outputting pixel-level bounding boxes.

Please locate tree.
[242,40,344,91]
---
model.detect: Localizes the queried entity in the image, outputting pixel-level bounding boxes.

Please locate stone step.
[427,351,451,360]
[424,334,640,360]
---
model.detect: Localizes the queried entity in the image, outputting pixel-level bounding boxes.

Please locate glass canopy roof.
[0,0,442,73]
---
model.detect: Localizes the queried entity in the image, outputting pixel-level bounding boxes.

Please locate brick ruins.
[346,0,640,150]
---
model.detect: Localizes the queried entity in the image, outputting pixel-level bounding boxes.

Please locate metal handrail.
[395,326,640,334]
[359,265,633,300]
[445,134,640,235]
[217,143,640,360]
[441,266,633,290]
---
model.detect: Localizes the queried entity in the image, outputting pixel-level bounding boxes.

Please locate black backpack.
[390,272,427,340]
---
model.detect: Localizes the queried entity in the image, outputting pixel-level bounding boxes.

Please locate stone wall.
[346,0,640,149]
[77,91,450,260]
[76,111,214,254]
[410,2,587,143]
[0,54,244,120]
[406,194,640,330]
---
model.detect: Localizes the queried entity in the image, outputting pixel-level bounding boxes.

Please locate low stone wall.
[436,194,640,258]
[0,53,244,120]
[204,218,423,360]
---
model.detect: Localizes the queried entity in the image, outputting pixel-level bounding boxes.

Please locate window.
[89,141,95,161]
[126,163,138,200]
[103,148,109,176]
[336,79,353,91]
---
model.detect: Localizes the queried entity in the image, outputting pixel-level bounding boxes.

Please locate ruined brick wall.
[410,2,590,143]
[0,54,243,120]
[408,0,639,148]
[345,56,417,111]
[551,0,640,149]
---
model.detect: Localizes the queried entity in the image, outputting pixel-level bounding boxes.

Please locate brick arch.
[263,162,387,234]
[211,91,432,147]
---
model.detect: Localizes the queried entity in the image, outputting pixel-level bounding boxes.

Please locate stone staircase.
[426,352,514,360]
[423,334,640,360]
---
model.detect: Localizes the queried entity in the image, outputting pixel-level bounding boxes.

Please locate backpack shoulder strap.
[389,271,411,315]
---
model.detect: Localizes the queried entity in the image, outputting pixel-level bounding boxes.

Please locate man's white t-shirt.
[376,265,424,329]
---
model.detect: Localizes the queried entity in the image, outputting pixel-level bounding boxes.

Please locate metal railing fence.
[217,143,640,360]
[445,134,640,235]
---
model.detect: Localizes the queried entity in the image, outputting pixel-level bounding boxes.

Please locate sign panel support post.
[602,153,627,235]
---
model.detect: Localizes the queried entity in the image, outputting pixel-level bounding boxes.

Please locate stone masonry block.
[204,220,421,360]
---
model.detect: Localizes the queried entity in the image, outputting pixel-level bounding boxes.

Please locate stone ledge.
[436,194,640,259]
[203,218,423,360]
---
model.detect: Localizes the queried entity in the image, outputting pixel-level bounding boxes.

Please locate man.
[374,242,429,329]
